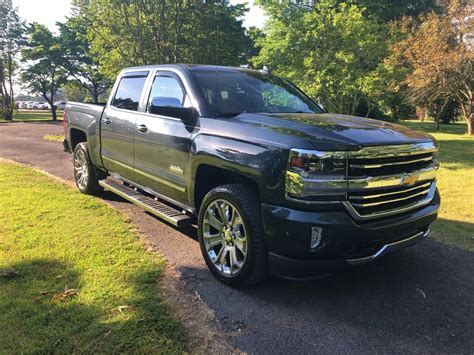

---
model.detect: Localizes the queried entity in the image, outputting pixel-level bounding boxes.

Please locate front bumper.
[268,228,429,280]
[262,190,440,279]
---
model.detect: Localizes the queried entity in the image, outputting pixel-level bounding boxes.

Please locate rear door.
[133,71,196,205]
[100,71,149,181]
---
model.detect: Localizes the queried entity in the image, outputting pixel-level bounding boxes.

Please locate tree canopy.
[73,0,249,81]
[21,23,67,120]
[254,0,387,116]
[0,0,24,119]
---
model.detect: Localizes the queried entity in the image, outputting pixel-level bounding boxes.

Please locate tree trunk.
[90,83,98,103]
[467,117,473,136]
[51,106,57,121]
[7,52,14,120]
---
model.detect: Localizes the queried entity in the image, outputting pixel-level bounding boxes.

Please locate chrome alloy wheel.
[202,199,248,276]
[74,149,89,190]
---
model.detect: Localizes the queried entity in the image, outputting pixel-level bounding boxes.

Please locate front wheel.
[198,184,268,287]
[73,142,102,195]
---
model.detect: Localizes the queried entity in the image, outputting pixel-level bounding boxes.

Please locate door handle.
[102,118,111,125]
[137,124,148,133]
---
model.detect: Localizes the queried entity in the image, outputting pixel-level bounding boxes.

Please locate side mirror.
[149,98,197,122]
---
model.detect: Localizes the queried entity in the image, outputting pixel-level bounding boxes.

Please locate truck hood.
[232,113,435,150]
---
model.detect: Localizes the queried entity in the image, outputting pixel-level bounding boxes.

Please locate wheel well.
[70,129,87,150]
[194,164,260,212]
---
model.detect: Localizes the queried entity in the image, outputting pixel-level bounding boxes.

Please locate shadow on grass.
[0,258,185,353]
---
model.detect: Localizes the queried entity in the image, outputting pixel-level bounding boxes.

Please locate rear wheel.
[73,142,102,195]
[198,184,268,287]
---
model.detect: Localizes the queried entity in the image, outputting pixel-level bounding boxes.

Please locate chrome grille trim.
[343,183,437,221]
[349,181,432,200]
[348,167,438,190]
[350,184,432,208]
[348,142,438,159]
[345,142,438,220]
[350,156,433,169]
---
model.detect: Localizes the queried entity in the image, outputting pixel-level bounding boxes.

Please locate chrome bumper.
[346,228,430,266]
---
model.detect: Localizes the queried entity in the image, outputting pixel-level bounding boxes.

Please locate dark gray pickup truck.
[64,64,440,286]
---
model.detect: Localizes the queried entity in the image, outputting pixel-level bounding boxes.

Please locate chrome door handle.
[137,124,148,133]
[102,118,111,125]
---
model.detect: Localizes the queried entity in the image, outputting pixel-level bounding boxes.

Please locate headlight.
[286,149,347,201]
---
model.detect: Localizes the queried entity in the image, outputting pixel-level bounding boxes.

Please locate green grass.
[43,134,65,142]
[0,110,62,122]
[0,163,186,353]
[400,120,474,250]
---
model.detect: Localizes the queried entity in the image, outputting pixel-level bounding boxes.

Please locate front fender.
[189,134,288,206]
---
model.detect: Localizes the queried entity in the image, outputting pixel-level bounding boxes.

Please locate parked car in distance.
[19,101,31,109]
[54,101,67,110]
[26,101,39,109]
[64,64,440,287]
[37,102,51,110]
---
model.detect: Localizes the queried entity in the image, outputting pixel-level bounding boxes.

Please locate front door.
[101,71,149,181]
[133,71,196,205]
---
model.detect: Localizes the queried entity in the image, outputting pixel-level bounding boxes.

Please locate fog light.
[310,227,322,249]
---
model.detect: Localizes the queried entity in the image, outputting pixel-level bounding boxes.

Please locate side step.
[99,179,193,227]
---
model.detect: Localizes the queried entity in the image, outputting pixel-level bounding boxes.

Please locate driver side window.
[147,75,187,113]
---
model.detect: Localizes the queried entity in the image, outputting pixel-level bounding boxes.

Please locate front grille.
[345,143,438,220]
[348,152,434,177]
[348,181,434,217]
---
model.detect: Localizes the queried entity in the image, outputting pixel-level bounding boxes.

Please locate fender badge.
[401,174,419,186]
[169,164,184,175]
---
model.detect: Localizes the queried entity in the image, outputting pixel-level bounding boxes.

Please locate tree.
[21,23,67,120]
[253,0,387,115]
[349,0,440,22]
[63,81,88,102]
[0,0,25,120]
[58,17,110,103]
[393,1,473,134]
[73,0,248,81]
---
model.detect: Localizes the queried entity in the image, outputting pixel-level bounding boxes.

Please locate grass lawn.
[400,120,474,250]
[0,110,62,122]
[0,163,186,353]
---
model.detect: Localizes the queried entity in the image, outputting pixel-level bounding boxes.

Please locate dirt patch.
[158,266,243,354]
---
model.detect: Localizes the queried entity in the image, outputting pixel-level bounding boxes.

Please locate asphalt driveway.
[1,121,472,354]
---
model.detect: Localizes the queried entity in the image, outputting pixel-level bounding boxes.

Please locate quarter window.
[112,75,148,111]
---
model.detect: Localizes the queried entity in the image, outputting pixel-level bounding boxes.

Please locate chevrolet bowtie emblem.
[401,174,419,186]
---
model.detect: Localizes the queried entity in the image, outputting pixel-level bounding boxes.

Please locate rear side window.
[112,73,148,111]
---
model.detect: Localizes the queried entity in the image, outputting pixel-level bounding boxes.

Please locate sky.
[12,0,267,32]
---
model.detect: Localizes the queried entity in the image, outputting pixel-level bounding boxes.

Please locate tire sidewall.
[198,186,260,285]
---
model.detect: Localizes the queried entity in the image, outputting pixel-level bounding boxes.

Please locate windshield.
[192,70,323,117]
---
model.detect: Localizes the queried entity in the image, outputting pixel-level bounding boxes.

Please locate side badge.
[169,164,184,175]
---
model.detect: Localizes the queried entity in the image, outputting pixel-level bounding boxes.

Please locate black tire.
[73,142,103,195]
[198,184,268,287]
